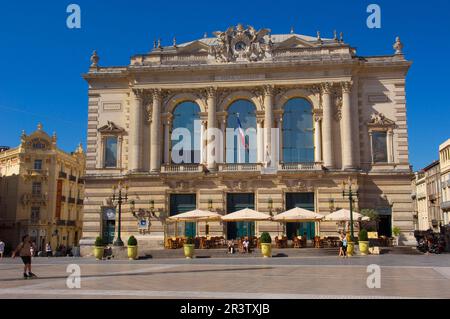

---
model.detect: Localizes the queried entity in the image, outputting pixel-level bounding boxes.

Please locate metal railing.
[161,164,203,173]
[218,163,261,172]
[278,162,322,171]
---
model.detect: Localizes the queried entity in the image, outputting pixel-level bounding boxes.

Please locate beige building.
[0,124,85,252]
[412,171,428,230]
[81,24,415,252]
[440,139,450,225]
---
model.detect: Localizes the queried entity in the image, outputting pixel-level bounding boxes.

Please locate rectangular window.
[104,136,118,168]
[31,207,40,223]
[34,159,42,170]
[32,182,42,195]
[372,131,388,163]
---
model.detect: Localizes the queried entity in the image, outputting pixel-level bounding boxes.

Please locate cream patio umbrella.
[324,209,364,235]
[221,208,272,222]
[221,208,272,238]
[168,209,222,237]
[273,207,324,222]
[273,207,324,237]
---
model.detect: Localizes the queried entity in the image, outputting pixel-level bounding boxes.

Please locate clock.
[234,41,247,52]
[104,208,115,220]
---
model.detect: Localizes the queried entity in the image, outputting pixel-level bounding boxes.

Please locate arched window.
[172,101,201,164]
[282,98,314,163]
[226,100,257,163]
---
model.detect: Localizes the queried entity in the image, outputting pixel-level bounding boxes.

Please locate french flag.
[237,115,249,150]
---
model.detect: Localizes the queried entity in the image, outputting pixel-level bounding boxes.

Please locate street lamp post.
[341,177,359,241]
[112,181,128,246]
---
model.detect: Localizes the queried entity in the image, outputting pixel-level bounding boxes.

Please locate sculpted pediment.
[367,112,395,128]
[275,36,315,49]
[178,40,210,54]
[98,121,125,134]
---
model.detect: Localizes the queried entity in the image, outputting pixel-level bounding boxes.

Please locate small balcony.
[278,162,323,171]
[218,163,262,172]
[77,178,84,184]
[61,196,66,202]
[441,201,450,212]
[21,193,48,206]
[25,169,48,181]
[59,171,67,179]
[161,164,204,173]
[66,220,76,227]
[77,198,84,205]
[69,175,77,182]
[68,197,76,204]
[56,219,66,226]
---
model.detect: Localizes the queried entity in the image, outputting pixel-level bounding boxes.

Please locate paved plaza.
[0,254,449,299]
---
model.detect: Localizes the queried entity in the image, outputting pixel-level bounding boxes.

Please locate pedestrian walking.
[45,242,52,257]
[341,232,348,258]
[338,232,344,257]
[0,239,5,259]
[12,235,37,279]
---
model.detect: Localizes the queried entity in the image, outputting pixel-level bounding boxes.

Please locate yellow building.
[0,123,85,253]
[440,139,450,225]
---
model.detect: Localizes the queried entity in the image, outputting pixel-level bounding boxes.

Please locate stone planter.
[93,246,104,260]
[261,243,272,258]
[347,242,355,256]
[183,244,195,259]
[359,241,369,255]
[127,245,138,260]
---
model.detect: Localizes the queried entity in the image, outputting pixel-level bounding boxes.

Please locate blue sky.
[0,0,449,170]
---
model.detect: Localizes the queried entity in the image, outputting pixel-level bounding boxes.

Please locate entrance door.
[285,193,315,240]
[226,193,255,240]
[377,208,392,237]
[170,194,196,237]
[102,207,116,244]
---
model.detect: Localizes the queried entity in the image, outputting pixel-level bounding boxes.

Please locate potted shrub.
[392,226,401,246]
[260,232,272,258]
[183,237,195,259]
[127,236,138,260]
[93,236,104,260]
[346,233,355,257]
[358,229,369,255]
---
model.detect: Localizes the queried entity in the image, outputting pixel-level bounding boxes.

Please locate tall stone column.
[150,89,162,172]
[314,111,323,163]
[277,116,283,163]
[321,83,334,168]
[206,87,217,170]
[220,118,226,163]
[257,119,264,163]
[129,89,143,172]
[263,85,274,163]
[200,120,206,164]
[163,116,172,164]
[341,82,355,169]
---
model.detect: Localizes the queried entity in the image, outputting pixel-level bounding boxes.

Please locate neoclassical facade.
[0,124,85,251]
[81,25,414,251]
